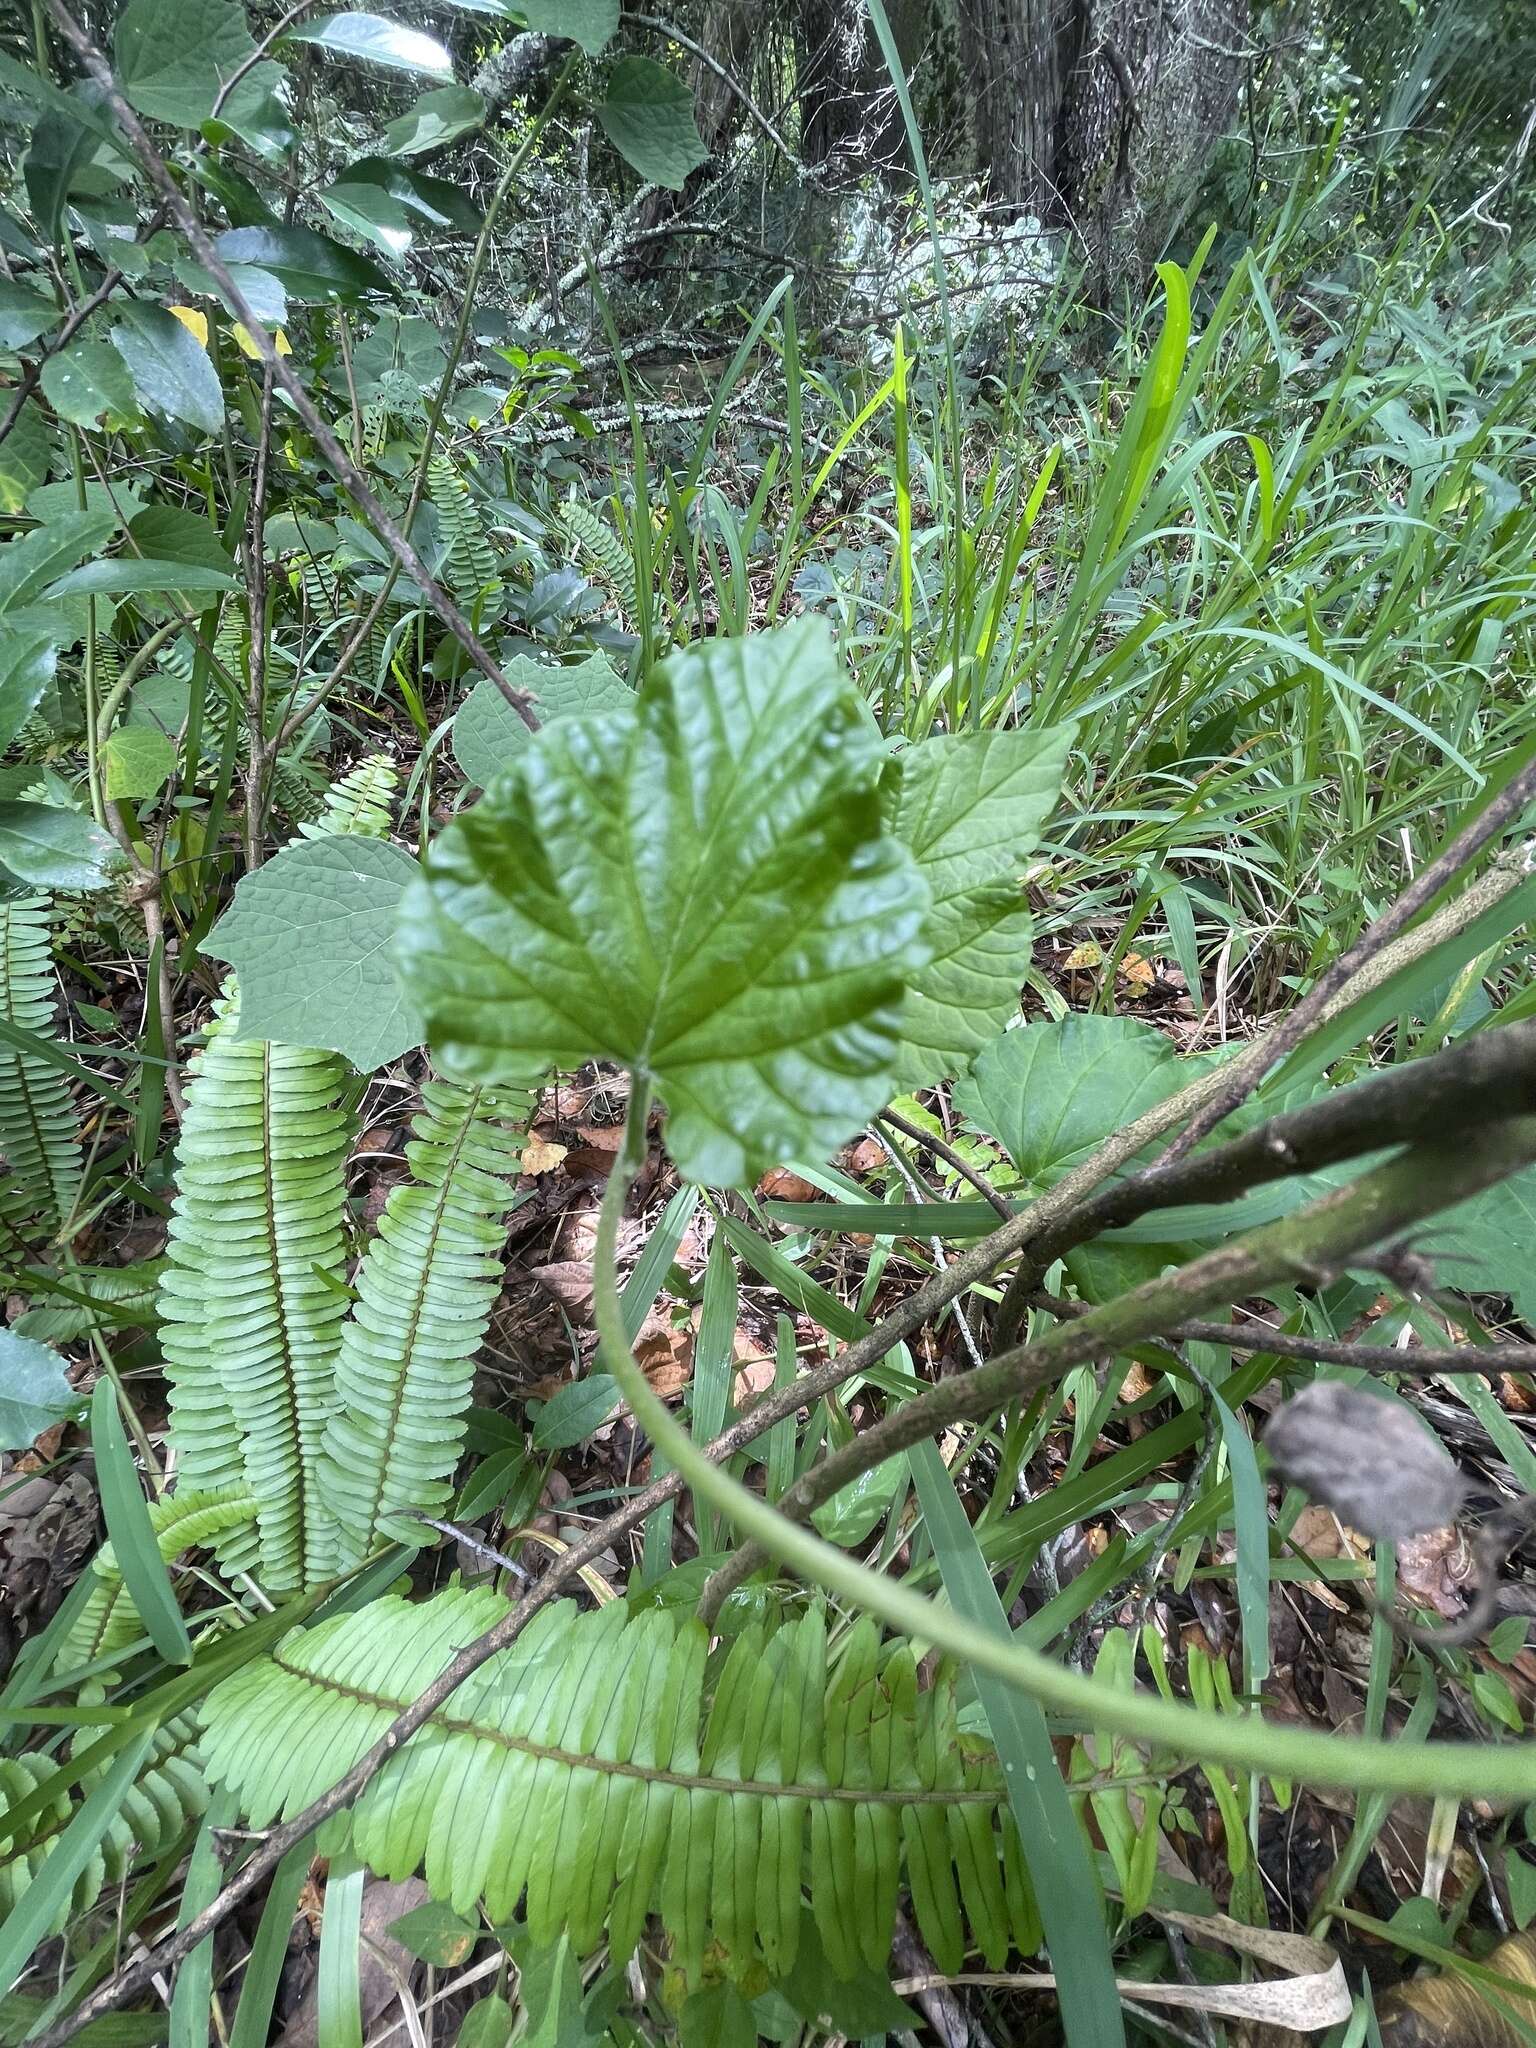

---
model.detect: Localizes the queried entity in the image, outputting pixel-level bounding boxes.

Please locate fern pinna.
[0,892,83,1236]
[200,1593,1041,1986]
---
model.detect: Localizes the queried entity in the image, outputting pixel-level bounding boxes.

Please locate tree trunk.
[954,0,1250,289]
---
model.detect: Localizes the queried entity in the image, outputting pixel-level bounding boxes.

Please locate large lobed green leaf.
[397,621,928,1186]
[886,723,1071,1085]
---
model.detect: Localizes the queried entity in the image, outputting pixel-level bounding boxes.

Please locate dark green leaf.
[90,1377,193,1665]
[521,0,617,53]
[678,1985,755,2048]
[0,1329,81,1448]
[110,304,225,433]
[332,158,480,234]
[115,0,255,125]
[597,58,709,190]
[47,559,236,599]
[24,105,105,245]
[215,224,390,303]
[40,337,139,427]
[0,801,118,889]
[286,13,454,81]
[0,632,57,755]
[455,1998,512,2048]
[532,1376,620,1450]
[780,1916,917,2035]
[398,621,928,1186]
[206,63,297,164]
[452,653,629,788]
[127,506,237,573]
[0,281,61,350]
[378,85,485,157]
[387,1900,477,1967]
[205,835,426,1071]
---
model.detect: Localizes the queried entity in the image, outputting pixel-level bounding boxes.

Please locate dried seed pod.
[1264,1381,1465,1543]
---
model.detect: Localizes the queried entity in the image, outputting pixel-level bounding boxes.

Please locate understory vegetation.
[1,1,1535,2044]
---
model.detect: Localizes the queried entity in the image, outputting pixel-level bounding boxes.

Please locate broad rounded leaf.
[379,85,485,158]
[0,1330,80,1449]
[128,504,237,573]
[955,1013,1190,1188]
[453,653,630,789]
[521,0,618,54]
[207,835,425,1071]
[597,57,709,191]
[215,224,390,304]
[287,13,453,81]
[0,280,61,351]
[115,0,256,126]
[102,724,175,800]
[110,304,225,433]
[39,337,137,427]
[398,621,929,1186]
[0,800,119,890]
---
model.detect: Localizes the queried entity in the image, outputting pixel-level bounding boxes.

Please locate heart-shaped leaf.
[114,0,255,127]
[207,834,425,1072]
[597,57,709,190]
[398,621,929,1186]
[453,652,630,789]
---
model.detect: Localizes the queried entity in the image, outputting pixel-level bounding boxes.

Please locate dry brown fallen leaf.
[757,1165,820,1203]
[1377,1926,1536,2044]
[521,1135,569,1176]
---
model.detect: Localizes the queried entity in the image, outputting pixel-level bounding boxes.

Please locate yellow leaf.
[1063,941,1102,972]
[168,305,209,348]
[1118,951,1156,998]
[520,1137,568,1177]
[232,323,292,361]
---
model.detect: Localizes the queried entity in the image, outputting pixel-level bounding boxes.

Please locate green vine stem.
[593,1089,1536,1803]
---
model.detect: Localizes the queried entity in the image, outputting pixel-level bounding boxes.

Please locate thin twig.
[877,1108,1011,1218]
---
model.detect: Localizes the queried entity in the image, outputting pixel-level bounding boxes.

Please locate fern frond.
[0,1714,208,1935]
[159,986,354,1591]
[160,756,398,1588]
[562,495,637,626]
[320,1084,528,1567]
[62,1488,259,1674]
[201,1595,1042,1985]
[297,754,399,842]
[0,894,82,1235]
[428,455,501,605]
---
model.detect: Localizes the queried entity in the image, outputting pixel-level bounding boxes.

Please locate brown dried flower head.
[1264,1381,1465,1544]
